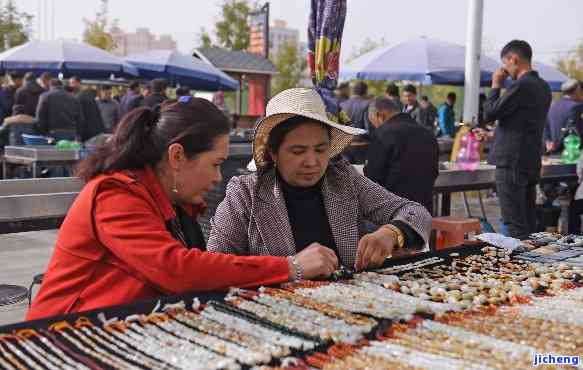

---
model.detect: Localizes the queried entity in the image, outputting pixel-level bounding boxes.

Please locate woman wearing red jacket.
[27,97,337,320]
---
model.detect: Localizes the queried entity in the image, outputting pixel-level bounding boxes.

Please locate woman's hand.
[291,243,339,280]
[355,227,396,271]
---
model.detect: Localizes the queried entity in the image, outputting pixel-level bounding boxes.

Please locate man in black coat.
[76,86,106,142]
[15,72,45,117]
[483,40,552,239]
[143,78,168,109]
[364,97,439,213]
[35,79,83,140]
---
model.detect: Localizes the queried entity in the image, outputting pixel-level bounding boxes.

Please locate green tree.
[271,41,307,95]
[83,0,116,51]
[215,0,252,51]
[198,27,213,48]
[0,0,33,51]
[345,37,387,63]
[556,41,583,81]
[344,37,388,95]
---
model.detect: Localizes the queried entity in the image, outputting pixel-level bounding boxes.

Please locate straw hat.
[253,88,366,168]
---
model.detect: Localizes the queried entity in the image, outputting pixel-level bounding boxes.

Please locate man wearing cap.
[544,79,583,153]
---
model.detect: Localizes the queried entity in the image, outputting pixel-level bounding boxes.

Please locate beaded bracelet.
[174,310,289,358]
[288,256,303,282]
[127,322,240,370]
[200,306,317,351]
[59,329,141,370]
[8,337,72,370]
[0,339,43,370]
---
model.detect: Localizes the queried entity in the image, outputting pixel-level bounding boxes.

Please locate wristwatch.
[382,224,405,249]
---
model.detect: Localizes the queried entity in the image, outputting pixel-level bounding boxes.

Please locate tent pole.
[462,0,484,125]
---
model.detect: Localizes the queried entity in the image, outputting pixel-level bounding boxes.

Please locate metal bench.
[0,177,83,234]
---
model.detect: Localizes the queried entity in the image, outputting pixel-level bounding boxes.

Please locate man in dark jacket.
[143,78,168,109]
[402,84,422,125]
[385,83,403,112]
[3,71,23,115]
[419,95,438,133]
[365,97,439,213]
[484,40,552,239]
[119,81,143,117]
[97,85,120,133]
[543,79,583,153]
[76,86,105,142]
[15,73,44,117]
[35,79,83,140]
[340,81,371,131]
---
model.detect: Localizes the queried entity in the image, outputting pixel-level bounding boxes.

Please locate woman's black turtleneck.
[278,171,338,256]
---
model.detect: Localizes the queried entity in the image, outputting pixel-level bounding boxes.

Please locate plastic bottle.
[561,127,581,164]
[455,130,480,170]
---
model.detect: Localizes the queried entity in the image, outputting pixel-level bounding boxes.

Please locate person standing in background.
[74,79,105,142]
[544,79,583,154]
[385,83,403,112]
[419,95,438,133]
[36,79,83,141]
[483,40,552,239]
[97,85,121,133]
[120,81,144,117]
[402,84,422,125]
[176,86,192,98]
[15,73,44,117]
[3,71,24,115]
[340,81,371,131]
[38,72,53,92]
[334,82,350,106]
[143,78,168,109]
[438,92,457,138]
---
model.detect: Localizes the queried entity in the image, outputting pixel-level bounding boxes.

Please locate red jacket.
[27,167,289,320]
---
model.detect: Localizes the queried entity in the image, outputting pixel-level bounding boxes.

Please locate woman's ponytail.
[75,98,230,182]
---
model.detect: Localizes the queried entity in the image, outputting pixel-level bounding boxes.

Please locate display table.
[2,146,81,179]
[2,238,582,369]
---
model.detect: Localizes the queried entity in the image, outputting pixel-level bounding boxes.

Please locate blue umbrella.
[340,37,500,86]
[125,49,238,91]
[0,40,138,79]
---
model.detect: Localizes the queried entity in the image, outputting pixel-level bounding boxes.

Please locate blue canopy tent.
[340,37,500,86]
[340,37,568,92]
[0,40,138,79]
[125,50,239,91]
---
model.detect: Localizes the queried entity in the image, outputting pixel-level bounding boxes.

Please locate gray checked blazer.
[207,159,431,268]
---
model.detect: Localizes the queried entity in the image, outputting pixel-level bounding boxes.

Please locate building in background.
[194,47,277,117]
[111,27,177,57]
[269,19,300,58]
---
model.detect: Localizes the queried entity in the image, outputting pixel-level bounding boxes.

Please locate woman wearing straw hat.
[208,88,431,271]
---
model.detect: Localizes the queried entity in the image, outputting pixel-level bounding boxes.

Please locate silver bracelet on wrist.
[288,256,303,281]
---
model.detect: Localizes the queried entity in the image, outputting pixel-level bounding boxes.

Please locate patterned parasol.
[308,0,348,124]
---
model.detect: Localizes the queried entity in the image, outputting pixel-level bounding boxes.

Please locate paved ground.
[0,230,56,326]
[0,191,501,327]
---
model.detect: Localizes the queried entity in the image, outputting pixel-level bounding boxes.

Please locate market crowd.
[0,74,193,147]
[15,39,577,320]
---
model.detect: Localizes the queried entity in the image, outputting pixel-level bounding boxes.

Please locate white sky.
[16,0,583,65]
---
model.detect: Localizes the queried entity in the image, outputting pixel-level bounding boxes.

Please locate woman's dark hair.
[76,97,231,181]
[263,115,331,167]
